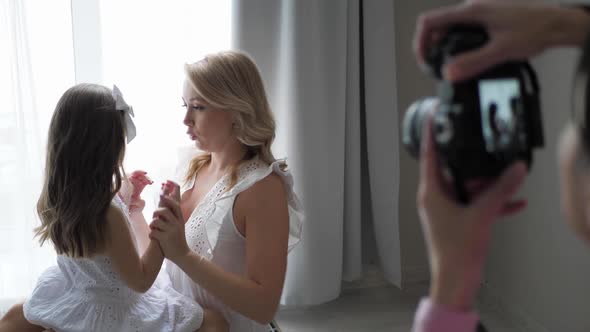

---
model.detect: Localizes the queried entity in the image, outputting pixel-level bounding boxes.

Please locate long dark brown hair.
[35,83,126,258]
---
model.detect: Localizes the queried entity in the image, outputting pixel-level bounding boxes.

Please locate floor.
[276,283,519,332]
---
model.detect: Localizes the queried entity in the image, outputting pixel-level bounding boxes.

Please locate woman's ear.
[231,118,240,132]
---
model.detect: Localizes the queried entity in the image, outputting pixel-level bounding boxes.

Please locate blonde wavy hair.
[184,51,286,188]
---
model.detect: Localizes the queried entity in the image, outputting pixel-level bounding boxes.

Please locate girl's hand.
[123,170,153,214]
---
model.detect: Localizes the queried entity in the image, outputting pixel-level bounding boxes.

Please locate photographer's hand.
[418,118,527,310]
[413,1,590,82]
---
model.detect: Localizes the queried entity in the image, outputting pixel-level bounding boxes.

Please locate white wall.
[484,41,590,332]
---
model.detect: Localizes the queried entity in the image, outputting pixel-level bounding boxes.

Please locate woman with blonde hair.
[149,50,304,331]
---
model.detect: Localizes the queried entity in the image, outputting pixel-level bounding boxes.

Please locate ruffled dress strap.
[215,159,304,251]
[189,158,304,260]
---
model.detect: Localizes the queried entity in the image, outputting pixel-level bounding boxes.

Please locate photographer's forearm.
[409,270,482,331]
[429,267,483,312]
[550,6,590,48]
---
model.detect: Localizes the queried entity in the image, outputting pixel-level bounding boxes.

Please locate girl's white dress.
[166,154,304,332]
[23,195,203,332]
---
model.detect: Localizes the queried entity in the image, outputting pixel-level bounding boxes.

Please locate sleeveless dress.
[23,195,203,332]
[166,154,304,332]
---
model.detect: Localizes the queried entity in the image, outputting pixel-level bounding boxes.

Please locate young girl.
[4,84,227,332]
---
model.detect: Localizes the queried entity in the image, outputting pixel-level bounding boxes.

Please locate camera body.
[403,25,544,201]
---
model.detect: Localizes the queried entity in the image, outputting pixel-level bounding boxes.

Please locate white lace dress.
[166,155,304,332]
[23,195,204,332]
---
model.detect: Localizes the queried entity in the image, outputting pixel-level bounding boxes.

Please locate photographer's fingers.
[418,117,445,201]
[473,162,527,220]
[443,42,506,82]
[414,3,482,62]
[498,199,528,218]
[465,179,527,217]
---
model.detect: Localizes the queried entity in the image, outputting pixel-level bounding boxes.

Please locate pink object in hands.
[412,298,479,332]
[159,180,180,201]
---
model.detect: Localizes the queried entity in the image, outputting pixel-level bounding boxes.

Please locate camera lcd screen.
[478,79,521,151]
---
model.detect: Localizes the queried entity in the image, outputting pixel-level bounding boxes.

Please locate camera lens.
[434,114,453,145]
[402,97,439,159]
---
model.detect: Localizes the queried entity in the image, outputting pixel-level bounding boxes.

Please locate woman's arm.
[152,174,289,324]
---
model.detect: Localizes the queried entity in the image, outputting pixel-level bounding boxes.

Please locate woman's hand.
[417,119,528,311]
[558,125,590,245]
[149,182,191,262]
[414,1,590,82]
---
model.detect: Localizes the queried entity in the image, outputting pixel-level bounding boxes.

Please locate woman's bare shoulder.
[241,173,286,206]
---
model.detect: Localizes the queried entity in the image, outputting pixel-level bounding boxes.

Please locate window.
[0,0,231,311]
[0,0,75,309]
[98,0,232,213]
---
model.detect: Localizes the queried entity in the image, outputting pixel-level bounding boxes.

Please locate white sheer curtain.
[0,0,75,313]
[0,0,232,314]
[233,0,402,307]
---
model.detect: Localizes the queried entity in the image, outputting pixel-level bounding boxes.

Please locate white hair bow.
[112,85,136,143]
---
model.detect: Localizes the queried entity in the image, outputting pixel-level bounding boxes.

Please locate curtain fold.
[362,0,401,286]
[232,0,401,306]
[342,0,362,282]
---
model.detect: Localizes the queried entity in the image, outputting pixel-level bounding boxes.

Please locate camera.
[402,25,545,203]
